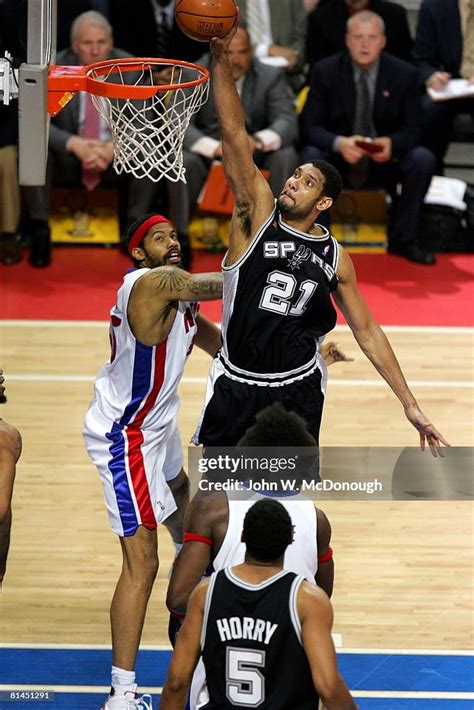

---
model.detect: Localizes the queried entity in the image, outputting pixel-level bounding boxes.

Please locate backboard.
[13,0,209,186]
[18,0,57,186]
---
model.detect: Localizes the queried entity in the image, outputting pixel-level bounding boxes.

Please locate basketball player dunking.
[194,15,449,455]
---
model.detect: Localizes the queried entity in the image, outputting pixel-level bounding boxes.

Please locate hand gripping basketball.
[175,0,238,42]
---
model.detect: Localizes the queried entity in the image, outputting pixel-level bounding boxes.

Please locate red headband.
[128,215,172,254]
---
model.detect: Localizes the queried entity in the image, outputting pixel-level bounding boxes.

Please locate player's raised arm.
[210,16,274,255]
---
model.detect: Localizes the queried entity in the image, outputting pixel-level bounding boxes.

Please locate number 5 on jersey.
[226,647,266,706]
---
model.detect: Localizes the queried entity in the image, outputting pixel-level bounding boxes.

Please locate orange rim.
[49,57,209,98]
[47,58,209,116]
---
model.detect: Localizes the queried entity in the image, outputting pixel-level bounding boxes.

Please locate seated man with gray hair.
[23,11,159,267]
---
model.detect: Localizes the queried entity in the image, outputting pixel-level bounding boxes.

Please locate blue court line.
[0,649,171,686]
[0,649,472,693]
[338,654,474,692]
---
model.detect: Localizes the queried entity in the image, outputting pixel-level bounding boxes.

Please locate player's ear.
[131,246,145,261]
[317,195,333,212]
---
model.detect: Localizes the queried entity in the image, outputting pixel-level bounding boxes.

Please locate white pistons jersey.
[83,268,199,537]
[91,268,199,430]
[214,494,318,582]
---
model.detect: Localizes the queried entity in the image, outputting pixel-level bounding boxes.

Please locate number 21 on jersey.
[259,271,318,316]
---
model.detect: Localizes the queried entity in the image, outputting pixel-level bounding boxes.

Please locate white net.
[87,60,209,183]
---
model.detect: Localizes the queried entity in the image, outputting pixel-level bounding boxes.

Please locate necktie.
[81,93,101,192]
[460,0,474,80]
[349,70,373,189]
[156,9,171,58]
[352,70,374,137]
[246,0,266,47]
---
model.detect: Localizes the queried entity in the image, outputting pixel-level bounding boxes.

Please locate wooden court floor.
[0,321,472,651]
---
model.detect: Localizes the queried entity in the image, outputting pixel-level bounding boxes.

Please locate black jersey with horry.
[220,206,339,379]
[201,569,319,709]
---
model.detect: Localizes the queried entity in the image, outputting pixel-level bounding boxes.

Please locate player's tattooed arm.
[148,267,223,302]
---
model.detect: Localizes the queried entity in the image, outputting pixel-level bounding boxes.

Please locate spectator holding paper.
[413,0,474,172]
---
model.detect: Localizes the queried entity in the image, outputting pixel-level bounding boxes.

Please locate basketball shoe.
[102,685,152,709]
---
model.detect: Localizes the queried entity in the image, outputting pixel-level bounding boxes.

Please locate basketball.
[175,0,237,42]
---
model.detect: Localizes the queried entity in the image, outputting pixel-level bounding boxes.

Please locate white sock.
[111,666,136,692]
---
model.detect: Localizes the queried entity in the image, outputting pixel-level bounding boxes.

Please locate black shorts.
[197,368,325,447]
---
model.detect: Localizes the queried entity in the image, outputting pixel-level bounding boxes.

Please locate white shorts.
[83,404,182,536]
[190,659,209,710]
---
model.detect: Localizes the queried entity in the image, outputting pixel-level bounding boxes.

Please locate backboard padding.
[18,0,56,185]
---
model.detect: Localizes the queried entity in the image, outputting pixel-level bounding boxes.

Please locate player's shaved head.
[242,498,293,562]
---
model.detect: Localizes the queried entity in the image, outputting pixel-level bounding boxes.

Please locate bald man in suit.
[300,11,436,265]
[306,0,413,65]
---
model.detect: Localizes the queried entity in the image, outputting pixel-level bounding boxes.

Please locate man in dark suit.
[413,0,474,171]
[109,0,204,62]
[300,10,436,265]
[306,0,413,65]
[23,11,158,267]
[170,27,299,238]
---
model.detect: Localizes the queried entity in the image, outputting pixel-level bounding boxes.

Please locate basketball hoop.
[48,58,210,183]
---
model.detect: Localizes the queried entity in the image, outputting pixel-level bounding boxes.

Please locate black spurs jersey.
[220,206,339,381]
[201,568,319,709]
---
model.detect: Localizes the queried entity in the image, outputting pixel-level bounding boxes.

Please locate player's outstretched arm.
[299,583,357,709]
[210,16,274,253]
[160,581,208,709]
[333,248,450,456]
[141,267,223,303]
[128,269,222,347]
